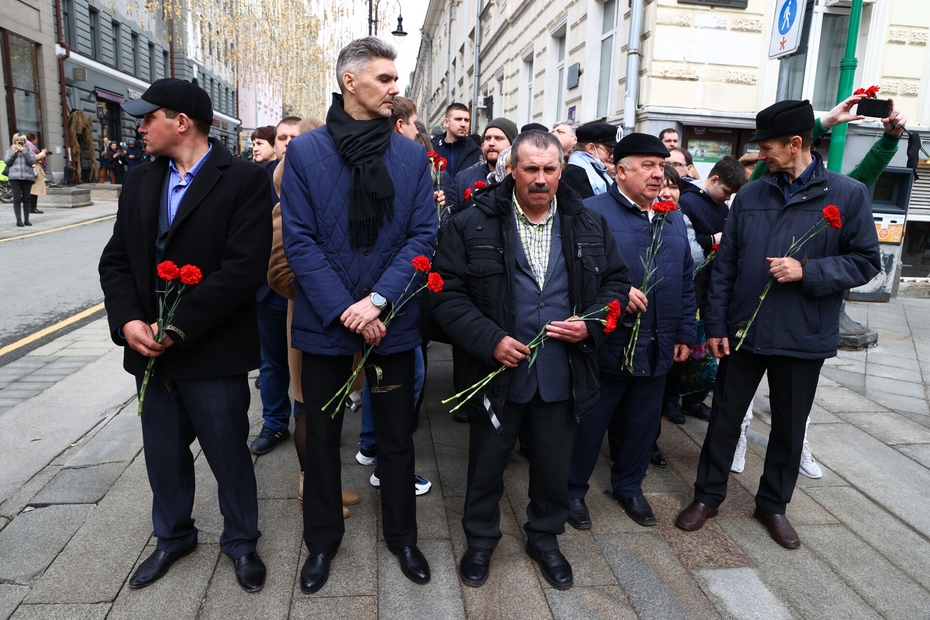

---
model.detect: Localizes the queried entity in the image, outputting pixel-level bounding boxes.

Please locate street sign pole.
[826,0,864,173]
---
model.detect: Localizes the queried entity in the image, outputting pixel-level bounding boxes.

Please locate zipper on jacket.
[471,244,503,253]
[576,241,600,258]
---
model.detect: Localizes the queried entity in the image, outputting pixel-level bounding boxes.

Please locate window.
[89,9,99,59]
[597,0,617,118]
[163,50,170,78]
[61,0,73,46]
[111,20,121,69]
[148,43,156,81]
[131,33,140,77]
[556,34,566,119]
[2,30,43,142]
[522,51,534,126]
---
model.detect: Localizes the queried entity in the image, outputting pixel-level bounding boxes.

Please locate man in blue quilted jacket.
[280,37,437,594]
[675,100,881,549]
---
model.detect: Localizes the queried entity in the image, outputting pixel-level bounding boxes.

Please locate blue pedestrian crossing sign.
[769,0,808,59]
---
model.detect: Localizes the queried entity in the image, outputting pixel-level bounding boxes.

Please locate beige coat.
[30,152,47,196]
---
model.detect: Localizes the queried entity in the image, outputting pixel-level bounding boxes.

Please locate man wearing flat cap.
[562,121,622,199]
[99,78,271,591]
[566,133,696,530]
[675,100,880,548]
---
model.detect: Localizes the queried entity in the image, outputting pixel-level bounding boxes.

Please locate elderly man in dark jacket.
[280,37,437,593]
[676,100,881,549]
[431,130,630,591]
[566,133,696,531]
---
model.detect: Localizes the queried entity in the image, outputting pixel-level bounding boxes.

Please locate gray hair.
[11,133,27,143]
[335,37,397,93]
[511,130,564,167]
[493,146,513,183]
[551,121,576,135]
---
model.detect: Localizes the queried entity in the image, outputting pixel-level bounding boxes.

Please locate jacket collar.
[474,175,587,220]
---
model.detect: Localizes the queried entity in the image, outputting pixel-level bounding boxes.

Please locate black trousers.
[138,373,259,558]
[10,179,32,222]
[301,349,417,553]
[694,349,823,513]
[463,392,575,552]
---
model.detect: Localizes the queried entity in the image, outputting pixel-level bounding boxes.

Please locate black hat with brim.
[613,133,671,161]
[749,99,815,143]
[576,121,622,149]
[121,78,213,124]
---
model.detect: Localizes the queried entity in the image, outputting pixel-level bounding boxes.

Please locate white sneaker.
[347,390,362,413]
[356,450,376,466]
[799,441,823,479]
[731,434,747,473]
[370,472,432,496]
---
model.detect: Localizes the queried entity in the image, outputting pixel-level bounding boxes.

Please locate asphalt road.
[0,218,114,351]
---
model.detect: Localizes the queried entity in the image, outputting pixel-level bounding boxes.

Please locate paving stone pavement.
[0,297,929,619]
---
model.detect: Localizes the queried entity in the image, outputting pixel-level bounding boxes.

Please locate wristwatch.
[369,291,388,310]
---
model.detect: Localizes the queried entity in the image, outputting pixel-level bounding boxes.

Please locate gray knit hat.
[484,117,518,144]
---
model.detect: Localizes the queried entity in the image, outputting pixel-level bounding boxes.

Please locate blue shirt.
[167,144,213,226]
[777,152,818,202]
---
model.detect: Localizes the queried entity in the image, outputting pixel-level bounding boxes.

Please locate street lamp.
[369,0,406,41]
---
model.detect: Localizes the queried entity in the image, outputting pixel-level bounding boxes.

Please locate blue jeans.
[256,291,292,432]
[360,346,424,461]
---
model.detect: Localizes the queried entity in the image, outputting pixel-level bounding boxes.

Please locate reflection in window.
[2,31,43,142]
[812,13,850,111]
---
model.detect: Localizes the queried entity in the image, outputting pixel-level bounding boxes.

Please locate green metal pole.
[826,0,864,173]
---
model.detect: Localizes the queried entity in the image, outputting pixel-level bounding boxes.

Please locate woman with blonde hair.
[3,133,36,226]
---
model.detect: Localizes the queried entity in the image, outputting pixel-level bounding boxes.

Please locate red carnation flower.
[464,188,473,201]
[653,201,678,214]
[411,255,432,272]
[606,299,622,321]
[711,243,720,252]
[822,205,842,229]
[426,150,439,161]
[157,260,180,281]
[435,157,448,171]
[866,85,880,98]
[473,181,487,189]
[427,272,444,293]
[179,264,203,285]
[854,87,867,96]
[604,315,617,334]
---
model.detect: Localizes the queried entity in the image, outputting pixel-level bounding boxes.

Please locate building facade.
[414,0,930,277]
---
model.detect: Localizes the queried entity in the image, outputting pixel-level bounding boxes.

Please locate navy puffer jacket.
[280,127,438,356]
[705,154,880,359]
[585,184,697,377]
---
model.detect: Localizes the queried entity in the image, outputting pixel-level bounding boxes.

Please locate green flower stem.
[734,277,773,352]
[138,281,186,414]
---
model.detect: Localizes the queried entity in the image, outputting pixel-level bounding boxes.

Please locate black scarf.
[326,93,395,247]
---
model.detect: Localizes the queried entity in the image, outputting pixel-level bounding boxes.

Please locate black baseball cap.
[121,78,213,124]
[576,121,623,149]
[749,99,815,143]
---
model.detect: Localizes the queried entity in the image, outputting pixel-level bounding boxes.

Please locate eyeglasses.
[670,161,688,169]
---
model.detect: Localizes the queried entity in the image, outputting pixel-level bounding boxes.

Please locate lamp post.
[369,0,407,40]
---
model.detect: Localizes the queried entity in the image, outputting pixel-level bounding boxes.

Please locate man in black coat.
[99,78,272,592]
[431,102,481,179]
[675,100,881,549]
[431,130,630,590]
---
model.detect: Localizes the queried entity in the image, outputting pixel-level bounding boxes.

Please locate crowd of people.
[3,133,49,227]
[98,36,902,595]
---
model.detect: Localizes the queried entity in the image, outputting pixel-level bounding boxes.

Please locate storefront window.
[2,30,43,143]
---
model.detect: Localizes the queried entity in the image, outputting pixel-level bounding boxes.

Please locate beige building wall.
[418,0,930,144]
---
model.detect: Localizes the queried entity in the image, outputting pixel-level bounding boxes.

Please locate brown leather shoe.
[754,508,800,549]
[343,505,350,519]
[342,488,360,506]
[675,500,719,531]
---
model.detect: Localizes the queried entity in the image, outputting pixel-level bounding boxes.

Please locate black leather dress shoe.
[390,545,430,584]
[650,449,668,468]
[233,551,266,592]
[614,493,657,526]
[525,543,573,590]
[300,551,336,594]
[664,401,686,424]
[566,498,592,530]
[683,401,712,421]
[30,208,43,214]
[129,546,196,588]
[459,546,492,587]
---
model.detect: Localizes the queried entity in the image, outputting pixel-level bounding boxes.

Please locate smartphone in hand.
[857,98,892,118]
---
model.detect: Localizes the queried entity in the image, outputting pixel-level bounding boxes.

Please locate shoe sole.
[300,572,330,594]
[460,573,489,587]
[665,414,687,425]
[370,475,432,496]
[529,560,573,590]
